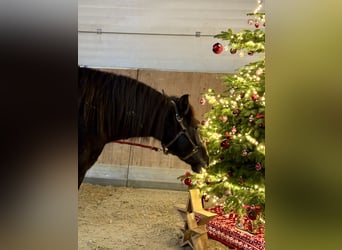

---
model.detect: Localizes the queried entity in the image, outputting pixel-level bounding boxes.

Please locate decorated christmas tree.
[180,13,266,232]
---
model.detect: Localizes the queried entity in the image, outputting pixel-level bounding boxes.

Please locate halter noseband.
[162,100,199,161]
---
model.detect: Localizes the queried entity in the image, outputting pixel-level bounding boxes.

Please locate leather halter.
[162,100,199,161]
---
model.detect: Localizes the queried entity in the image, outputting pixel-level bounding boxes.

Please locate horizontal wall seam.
[78,30,215,37]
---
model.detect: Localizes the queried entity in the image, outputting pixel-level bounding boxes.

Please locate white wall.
[78,0,264,73]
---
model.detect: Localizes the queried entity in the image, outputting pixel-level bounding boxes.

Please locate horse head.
[161,94,209,173]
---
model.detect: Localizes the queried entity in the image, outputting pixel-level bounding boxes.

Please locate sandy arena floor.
[78,183,230,250]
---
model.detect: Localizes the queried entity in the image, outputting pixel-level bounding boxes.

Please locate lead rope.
[114,140,163,152]
[114,100,198,159]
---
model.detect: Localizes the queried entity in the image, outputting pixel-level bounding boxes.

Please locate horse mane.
[78,66,172,141]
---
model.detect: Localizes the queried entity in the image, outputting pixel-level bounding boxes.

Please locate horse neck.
[108,82,171,143]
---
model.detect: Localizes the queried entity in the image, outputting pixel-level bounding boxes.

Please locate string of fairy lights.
[254,0,263,14]
[247,0,265,30]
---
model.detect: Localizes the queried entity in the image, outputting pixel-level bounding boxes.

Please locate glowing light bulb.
[256,68,263,75]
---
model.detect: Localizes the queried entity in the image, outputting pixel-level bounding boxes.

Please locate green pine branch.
[215,28,265,53]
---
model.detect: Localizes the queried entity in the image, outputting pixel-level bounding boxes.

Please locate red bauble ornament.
[212,42,223,54]
[256,162,262,171]
[199,97,206,105]
[251,93,259,101]
[219,115,228,122]
[227,171,233,177]
[230,48,237,54]
[185,171,191,177]
[248,51,254,56]
[233,109,240,116]
[255,22,260,28]
[220,139,230,149]
[256,113,264,119]
[184,177,192,186]
[244,205,260,220]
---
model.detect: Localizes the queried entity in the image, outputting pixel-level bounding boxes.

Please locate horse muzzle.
[191,157,209,173]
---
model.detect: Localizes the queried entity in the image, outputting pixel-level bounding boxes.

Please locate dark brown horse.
[78,66,209,188]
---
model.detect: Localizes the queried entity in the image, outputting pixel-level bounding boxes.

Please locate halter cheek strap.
[162,100,199,161]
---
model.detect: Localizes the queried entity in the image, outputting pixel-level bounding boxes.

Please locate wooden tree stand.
[175,189,217,249]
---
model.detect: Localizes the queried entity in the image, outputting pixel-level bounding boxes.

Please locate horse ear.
[178,94,190,116]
